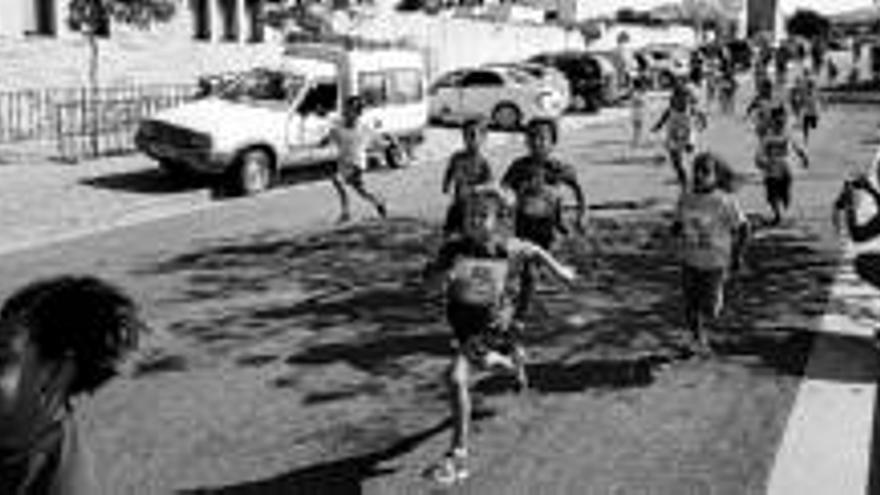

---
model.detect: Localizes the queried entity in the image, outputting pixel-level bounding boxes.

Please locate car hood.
[151,97,285,133]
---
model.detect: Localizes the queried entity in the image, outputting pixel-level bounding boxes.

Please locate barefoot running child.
[0,275,149,494]
[746,79,776,139]
[324,96,388,224]
[630,78,647,147]
[501,119,585,321]
[442,118,493,236]
[652,77,707,188]
[755,105,810,225]
[422,185,577,484]
[799,74,821,145]
[672,152,749,357]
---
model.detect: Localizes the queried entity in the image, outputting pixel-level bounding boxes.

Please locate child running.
[0,275,149,494]
[442,118,494,237]
[672,152,750,357]
[325,95,388,224]
[745,79,776,139]
[755,105,810,225]
[799,73,821,145]
[501,119,585,322]
[652,77,707,188]
[422,185,577,484]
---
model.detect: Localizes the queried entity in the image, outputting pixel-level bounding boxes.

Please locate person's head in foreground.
[462,117,488,153]
[692,151,735,194]
[525,119,558,160]
[461,185,512,244]
[0,275,148,410]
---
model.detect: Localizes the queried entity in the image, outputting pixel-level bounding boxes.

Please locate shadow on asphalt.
[135,214,843,492]
[79,162,339,197]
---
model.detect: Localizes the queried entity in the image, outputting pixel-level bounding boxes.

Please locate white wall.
[588,23,698,51]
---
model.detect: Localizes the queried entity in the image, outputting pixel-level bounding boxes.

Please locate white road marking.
[766,254,879,495]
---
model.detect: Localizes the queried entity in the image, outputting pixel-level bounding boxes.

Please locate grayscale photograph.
[0,0,878,493]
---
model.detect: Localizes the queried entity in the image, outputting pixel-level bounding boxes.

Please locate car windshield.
[216,69,305,103]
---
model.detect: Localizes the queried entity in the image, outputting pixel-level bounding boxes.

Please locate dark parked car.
[528,51,604,112]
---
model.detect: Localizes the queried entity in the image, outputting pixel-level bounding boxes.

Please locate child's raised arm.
[508,238,576,284]
[652,107,670,133]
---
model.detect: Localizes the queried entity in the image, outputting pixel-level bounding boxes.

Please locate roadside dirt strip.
[767,240,880,495]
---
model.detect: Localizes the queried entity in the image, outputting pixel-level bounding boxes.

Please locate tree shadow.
[176,412,495,495]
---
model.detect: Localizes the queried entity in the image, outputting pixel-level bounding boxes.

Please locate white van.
[135,43,429,196]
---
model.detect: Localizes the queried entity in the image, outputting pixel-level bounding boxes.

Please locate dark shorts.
[447,303,519,367]
[443,200,465,236]
[682,265,727,318]
[515,216,555,250]
[803,114,818,131]
[764,174,792,206]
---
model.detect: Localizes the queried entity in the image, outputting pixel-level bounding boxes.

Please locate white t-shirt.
[676,190,747,270]
[329,121,375,171]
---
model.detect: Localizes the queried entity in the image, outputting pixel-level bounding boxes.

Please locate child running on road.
[325,96,389,224]
[0,275,149,494]
[672,152,750,357]
[799,74,821,145]
[501,119,586,322]
[422,185,577,484]
[442,118,494,237]
[652,77,707,188]
[755,105,810,225]
[745,79,776,139]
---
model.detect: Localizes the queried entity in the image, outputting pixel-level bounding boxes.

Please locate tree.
[786,9,831,41]
[68,0,176,155]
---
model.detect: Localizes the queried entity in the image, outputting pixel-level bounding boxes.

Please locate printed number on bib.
[447,258,509,307]
[683,215,714,250]
[521,192,557,219]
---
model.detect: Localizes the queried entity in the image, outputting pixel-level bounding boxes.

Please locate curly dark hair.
[525,118,558,144]
[0,275,149,395]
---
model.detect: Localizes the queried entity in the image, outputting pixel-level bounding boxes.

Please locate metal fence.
[0,84,197,162]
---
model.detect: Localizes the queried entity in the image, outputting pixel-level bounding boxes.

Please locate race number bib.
[520,191,557,219]
[447,258,509,307]
[682,213,716,251]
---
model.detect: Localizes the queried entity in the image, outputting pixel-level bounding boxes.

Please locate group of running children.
[0,62,822,491]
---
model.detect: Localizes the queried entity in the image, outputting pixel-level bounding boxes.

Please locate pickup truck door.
[291,81,339,165]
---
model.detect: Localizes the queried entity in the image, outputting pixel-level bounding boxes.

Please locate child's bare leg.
[331,174,351,223]
[448,354,472,456]
[670,149,687,188]
[348,173,387,218]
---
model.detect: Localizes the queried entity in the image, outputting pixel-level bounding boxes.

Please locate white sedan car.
[428,66,568,130]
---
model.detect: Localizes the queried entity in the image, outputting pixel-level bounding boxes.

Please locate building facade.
[0,0,277,43]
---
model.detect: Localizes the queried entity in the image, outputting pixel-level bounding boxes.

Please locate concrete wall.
[0,12,585,90]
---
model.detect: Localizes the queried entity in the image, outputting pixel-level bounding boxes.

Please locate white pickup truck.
[135,43,429,196]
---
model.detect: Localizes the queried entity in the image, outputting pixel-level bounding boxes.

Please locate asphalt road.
[1,98,878,494]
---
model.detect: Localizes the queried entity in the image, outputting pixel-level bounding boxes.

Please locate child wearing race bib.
[0,276,149,495]
[755,105,809,225]
[652,78,706,189]
[672,152,749,357]
[441,118,493,237]
[422,185,577,485]
[501,119,585,322]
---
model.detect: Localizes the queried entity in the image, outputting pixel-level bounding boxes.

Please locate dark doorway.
[191,0,211,40]
[33,0,56,36]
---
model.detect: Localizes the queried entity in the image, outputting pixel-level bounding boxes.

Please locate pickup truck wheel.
[492,103,522,131]
[231,148,274,196]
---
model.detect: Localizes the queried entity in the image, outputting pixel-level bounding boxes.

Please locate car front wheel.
[230,148,274,196]
[492,103,522,131]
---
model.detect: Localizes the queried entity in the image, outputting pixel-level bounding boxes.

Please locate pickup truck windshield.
[216,69,305,103]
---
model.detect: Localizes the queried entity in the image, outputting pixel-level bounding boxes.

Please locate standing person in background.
[0,275,150,495]
[718,64,738,115]
[442,118,494,237]
[324,96,389,224]
[630,78,648,148]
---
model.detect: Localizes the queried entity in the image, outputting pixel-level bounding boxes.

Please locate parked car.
[136,43,428,196]
[482,62,571,104]
[587,51,630,104]
[636,44,691,88]
[527,51,605,112]
[428,66,567,130]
